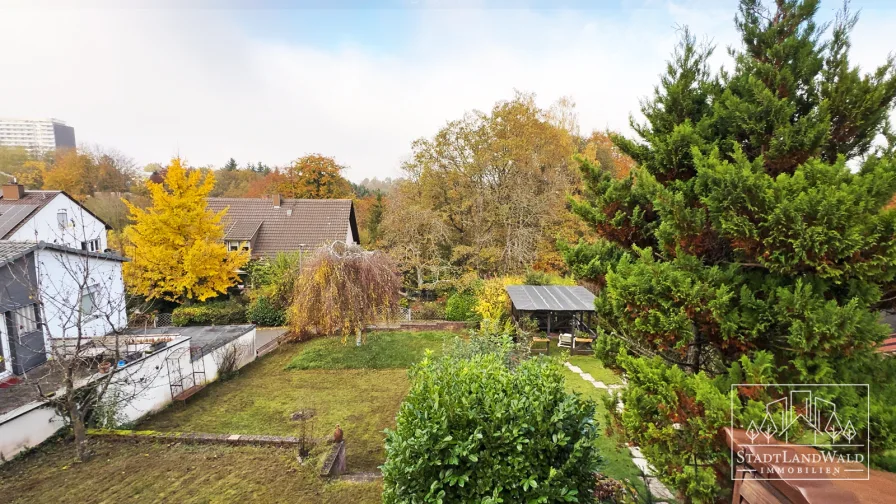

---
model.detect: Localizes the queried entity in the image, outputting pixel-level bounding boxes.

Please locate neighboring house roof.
[881,336,896,355]
[224,219,263,241]
[505,285,597,312]
[0,189,112,239]
[0,241,38,264]
[122,325,255,361]
[879,311,896,354]
[206,197,360,258]
[0,240,127,269]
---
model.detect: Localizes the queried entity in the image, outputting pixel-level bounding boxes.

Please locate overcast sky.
[1,0,895,181]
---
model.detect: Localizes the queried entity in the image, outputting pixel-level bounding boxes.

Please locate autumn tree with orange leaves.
[275,154,352,199]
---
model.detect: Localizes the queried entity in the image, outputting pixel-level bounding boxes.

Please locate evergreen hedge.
[172,301,247,326]
[383,354,601,503]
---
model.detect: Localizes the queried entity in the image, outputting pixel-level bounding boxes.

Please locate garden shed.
[505,285,597,339]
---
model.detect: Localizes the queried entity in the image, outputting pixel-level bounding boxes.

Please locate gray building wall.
[0,253,46,375]
[52,122,75,149]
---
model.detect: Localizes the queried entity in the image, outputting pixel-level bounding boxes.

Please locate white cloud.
[0,1,893,181]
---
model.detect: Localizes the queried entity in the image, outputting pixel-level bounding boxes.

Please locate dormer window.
[227,240,250,252]
[57,209,67,229]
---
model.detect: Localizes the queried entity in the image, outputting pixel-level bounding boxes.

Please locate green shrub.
[592,331,624,370]
[414,301,445,320]
[445,292,478,321]
[444,318,529,368]
[383,353,601,503]
[245,252,301,306]
[246,295,285,327]
[172,301,246,326]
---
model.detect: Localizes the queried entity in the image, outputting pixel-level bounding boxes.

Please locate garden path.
[564,360,676,503]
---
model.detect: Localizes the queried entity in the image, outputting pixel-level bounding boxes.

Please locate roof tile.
[206,197,357,258]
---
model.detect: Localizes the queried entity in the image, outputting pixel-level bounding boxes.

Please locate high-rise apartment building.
[0,118,76,153]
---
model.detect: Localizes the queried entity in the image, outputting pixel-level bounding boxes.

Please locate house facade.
[0,242,127,380]
[0,183,110,252]
[205,195,360,258]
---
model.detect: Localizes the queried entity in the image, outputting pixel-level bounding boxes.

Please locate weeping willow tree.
[288,242,401,343]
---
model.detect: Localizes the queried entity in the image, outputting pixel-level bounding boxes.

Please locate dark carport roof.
[505,285,596,312]
[122,325,255,361]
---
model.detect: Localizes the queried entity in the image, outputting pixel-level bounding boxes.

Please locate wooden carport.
[505,285,597,354]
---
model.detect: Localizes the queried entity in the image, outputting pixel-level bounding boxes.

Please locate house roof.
[206,197,359,258]
[0,241,38,263]
[122,325,255,361]
[0,240,127,268]
[224,219,263,241]
[0,190,112,239]
[881,336,896,354]
[0,190,60,238]
[505,285,597,312]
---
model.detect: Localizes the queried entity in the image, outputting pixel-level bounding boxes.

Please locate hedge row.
[172,301,247,326]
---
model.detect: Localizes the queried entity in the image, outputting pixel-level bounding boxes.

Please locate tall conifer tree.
[565,1,896,499]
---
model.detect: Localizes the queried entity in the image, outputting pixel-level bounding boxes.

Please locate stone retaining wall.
[88,429,315,447]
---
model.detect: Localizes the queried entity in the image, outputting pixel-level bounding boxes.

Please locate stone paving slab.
[647,477,676,500]
[631,457,653,476]
[567,365,583,374]
[580,373,595,382]
[592,381,607,389]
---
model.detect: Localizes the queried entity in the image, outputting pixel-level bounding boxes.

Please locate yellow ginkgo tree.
[123,157,248,302]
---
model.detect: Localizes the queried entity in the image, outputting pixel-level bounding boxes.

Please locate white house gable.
[6,192,107,251]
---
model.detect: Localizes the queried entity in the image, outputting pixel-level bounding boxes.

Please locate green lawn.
[285,330,451,370]
[2,330,461,503]
[0,440,381,504]
[140,341,420,471]
[567,355,623,385]
[560,357,648,499]
[4,330,644,503]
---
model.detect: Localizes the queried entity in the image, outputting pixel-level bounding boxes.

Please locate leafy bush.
[592,331,625,370]
[445,292,478,321]
[444,318,530,369]
[413,301,445,320]
[608,351,771,502]
[473,276,523,322]
[246,295,285,327]
[383,353,601,503]
[245,252,301,307]
[172,301,247,326]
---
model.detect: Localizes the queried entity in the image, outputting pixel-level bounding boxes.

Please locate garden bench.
[557,333,573,349]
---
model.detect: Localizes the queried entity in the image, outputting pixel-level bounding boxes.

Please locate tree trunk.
[416,266,424,291]
[355,328,363,347]
[68,398,89,461]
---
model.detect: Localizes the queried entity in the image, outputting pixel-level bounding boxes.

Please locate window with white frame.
[11,304,38,334]
[57,209,67,229]
[80,238,101,252]
[227,240,249,252]
[80,284,100,315]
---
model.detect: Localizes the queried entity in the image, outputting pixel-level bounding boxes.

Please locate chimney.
[2,183,25,201]
[273,194,281,208]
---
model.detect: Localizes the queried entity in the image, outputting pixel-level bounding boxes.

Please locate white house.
[0,183,110,252]
[0,241,127,380]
